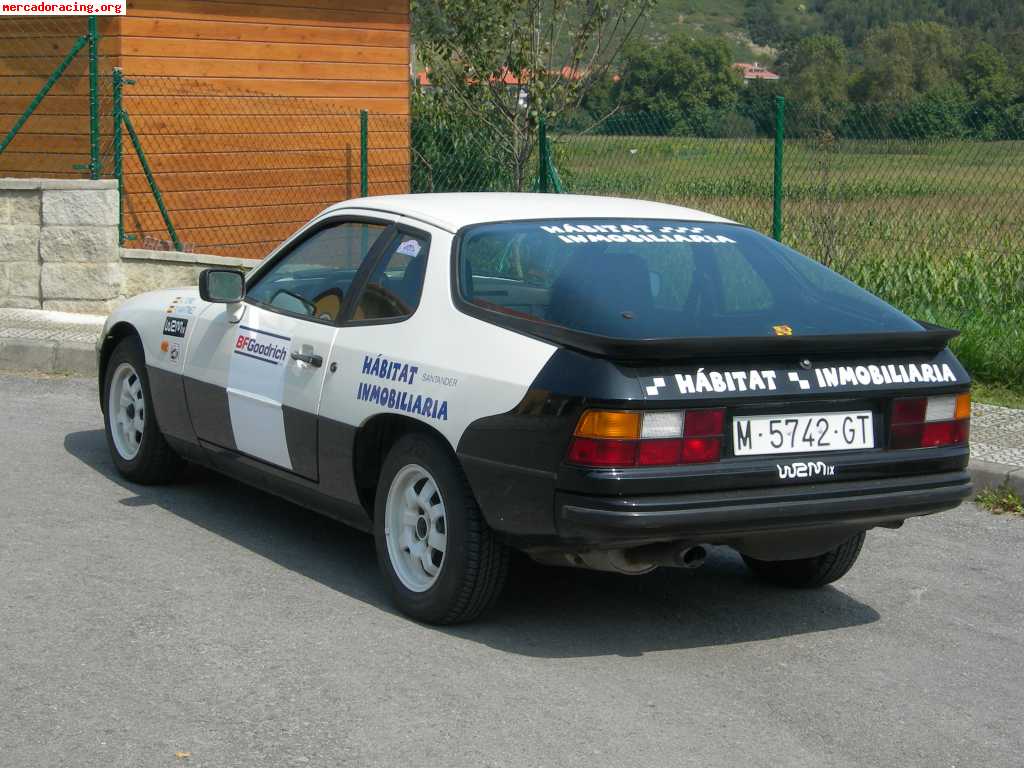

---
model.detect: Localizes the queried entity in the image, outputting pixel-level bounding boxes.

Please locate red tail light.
[566,437,637,467]
[890,393,970,449]
[567,408,725,468]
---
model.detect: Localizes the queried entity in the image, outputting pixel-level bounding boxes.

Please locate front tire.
[374,433,508,624]
[102,335,182,484]
[742,531,866,588]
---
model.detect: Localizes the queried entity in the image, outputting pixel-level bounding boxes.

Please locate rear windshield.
[456,219,922,339]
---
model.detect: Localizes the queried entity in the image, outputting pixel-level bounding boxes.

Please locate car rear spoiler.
[514,320,960,363]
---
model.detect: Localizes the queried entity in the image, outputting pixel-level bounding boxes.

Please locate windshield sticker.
[396,239,422,257]
[773,324,793,336]
[539,223,736,246]
[645,361,962,398]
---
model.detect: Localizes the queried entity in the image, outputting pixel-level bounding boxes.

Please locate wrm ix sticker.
[358,354,449,421]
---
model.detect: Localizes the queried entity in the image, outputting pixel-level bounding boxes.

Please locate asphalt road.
[2,372,1022,768]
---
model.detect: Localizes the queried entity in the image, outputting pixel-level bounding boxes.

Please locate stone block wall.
[0,178,252,314]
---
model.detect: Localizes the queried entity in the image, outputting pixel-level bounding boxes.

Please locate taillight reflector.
[636,439,683,466]
[682,437,722,463]
[890,392,970,450]
[684,408,725,436]
[568,408,725,468]
[566,437,637,467]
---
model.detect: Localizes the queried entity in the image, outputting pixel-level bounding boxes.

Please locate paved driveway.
[2,373,1022,767]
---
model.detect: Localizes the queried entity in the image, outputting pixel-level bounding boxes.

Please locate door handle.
[291,350,323,367]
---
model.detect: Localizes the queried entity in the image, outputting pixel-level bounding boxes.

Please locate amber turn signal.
[574,410,642,440]
[955,392,971,421]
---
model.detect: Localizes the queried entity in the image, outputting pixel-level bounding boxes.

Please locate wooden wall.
[0,16,119,179]
[0,1,412,259]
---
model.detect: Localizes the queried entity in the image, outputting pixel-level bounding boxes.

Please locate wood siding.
[0,1,411,258]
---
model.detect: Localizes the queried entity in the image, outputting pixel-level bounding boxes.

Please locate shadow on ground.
[66,428,880,658]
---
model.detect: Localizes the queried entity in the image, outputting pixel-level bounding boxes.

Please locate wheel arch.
[97,321,142,411]
[352,413,457,517]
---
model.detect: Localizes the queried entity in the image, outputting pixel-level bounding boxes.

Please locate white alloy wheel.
[108,361,146,461]
[385,463,447,592]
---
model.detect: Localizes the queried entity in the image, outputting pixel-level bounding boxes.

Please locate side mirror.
[199,268,245,304]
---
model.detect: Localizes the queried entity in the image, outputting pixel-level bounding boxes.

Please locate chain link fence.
[108,74,410,259]
[406,104,1024,383]
[0,25,1020,382]
[0,16,115,179]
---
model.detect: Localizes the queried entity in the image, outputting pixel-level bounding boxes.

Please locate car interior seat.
[547,249,654,335]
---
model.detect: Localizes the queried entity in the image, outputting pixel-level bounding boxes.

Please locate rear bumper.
[556,470,972,545]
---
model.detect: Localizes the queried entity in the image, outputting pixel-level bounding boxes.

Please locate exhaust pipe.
[676,544,707,569]
[624,542,708,570]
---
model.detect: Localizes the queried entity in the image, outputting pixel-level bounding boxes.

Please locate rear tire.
[374,433,508,624]
[102,335,183,485]
[742,531,866,588]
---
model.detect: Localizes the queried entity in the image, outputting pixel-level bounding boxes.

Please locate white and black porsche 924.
[98,193,972,624]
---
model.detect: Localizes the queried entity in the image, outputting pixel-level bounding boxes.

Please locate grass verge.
[972,381,1024,410]
[976,483,1024,517]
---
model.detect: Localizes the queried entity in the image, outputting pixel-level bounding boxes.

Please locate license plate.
[732,411,874,456]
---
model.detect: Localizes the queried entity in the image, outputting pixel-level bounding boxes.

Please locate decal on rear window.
[539,222,737,245]
[459,219,925,341]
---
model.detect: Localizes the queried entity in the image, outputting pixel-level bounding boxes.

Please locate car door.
[183,214,394,480]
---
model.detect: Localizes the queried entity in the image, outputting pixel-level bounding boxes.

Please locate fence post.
[538,115,549,193]
[112,67,124,245]
[0,34,88,156]
[359,109,369,197]
[772,95,785,241]
[123,110,181,252]
[88,15,100,180]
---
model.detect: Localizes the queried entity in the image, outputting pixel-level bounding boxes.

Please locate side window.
[351,233,429,321]
[246,221,387,322]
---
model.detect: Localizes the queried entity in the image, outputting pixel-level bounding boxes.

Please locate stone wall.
[0,178,253,314]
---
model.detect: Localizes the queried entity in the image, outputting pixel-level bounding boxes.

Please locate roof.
[327,193,734,233]
[733,62,780,81]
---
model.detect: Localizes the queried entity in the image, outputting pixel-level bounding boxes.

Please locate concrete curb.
[1,334,1022,497]
[968,458,1024,495]
[0,338,97,376]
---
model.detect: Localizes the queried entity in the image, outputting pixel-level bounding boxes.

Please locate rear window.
[456,219,922,339]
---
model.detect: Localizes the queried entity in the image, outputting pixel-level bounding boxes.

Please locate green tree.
[960,42,1018,136]
[780,35,849,133]
[744,0,784,47]
[813,0,943,48]
[849,22,961,105]
[614,32,742,135]
[413,0,653,191]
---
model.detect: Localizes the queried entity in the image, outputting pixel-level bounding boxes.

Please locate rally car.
[98,193,972,624]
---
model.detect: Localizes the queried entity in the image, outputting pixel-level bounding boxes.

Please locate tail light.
[567,408,725,468]
[890,392,970,449]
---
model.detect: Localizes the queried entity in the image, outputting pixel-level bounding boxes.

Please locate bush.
[410,89,510,193]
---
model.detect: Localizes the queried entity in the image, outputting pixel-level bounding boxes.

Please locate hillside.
[637,0,1024,66]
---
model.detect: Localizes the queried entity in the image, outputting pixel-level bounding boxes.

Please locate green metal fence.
[0,15,114,180]
[1,41,1020,382]
[395,102,1024,383]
